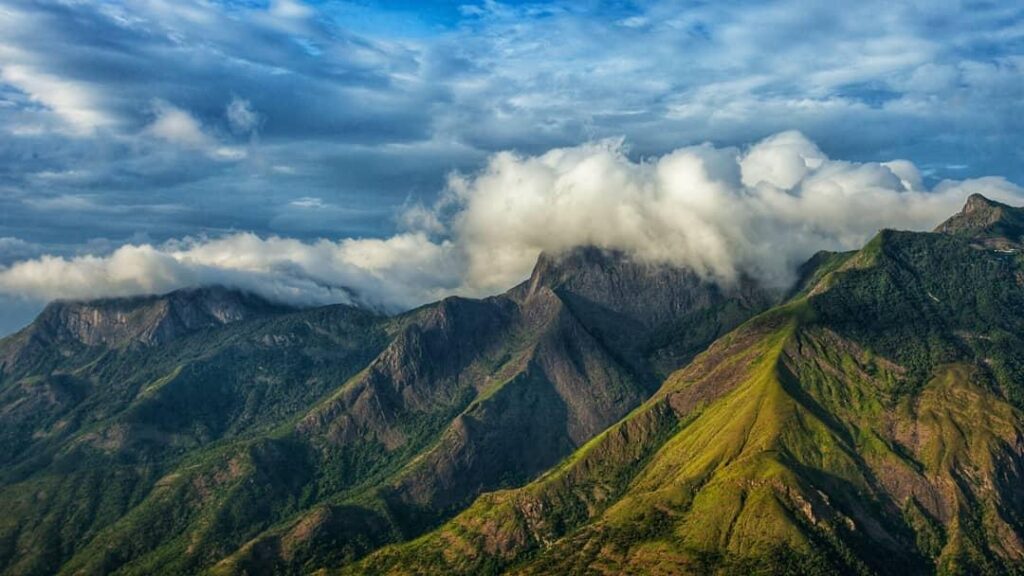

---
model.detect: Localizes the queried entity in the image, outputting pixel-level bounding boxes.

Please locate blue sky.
[0,0,1021,331]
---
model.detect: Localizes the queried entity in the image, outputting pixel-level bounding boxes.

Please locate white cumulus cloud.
[438,130,1024,293]
[1,131,1022,315]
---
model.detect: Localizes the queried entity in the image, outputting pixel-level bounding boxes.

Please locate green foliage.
[0,303,390,575]
[811,230,1024,402]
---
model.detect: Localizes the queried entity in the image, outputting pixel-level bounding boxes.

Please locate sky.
[0,0,1022,333]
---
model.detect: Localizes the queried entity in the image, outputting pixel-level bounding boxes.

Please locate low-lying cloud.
[0,233,461,312]
[443,131,1023,293]
[2,131,1022,321]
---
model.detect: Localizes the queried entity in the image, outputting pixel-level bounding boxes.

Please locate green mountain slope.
[0,250,770,575]
[348,196,1024,576]
[0,291,390,575]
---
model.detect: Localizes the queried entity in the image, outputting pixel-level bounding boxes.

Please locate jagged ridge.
[0,249,772,576]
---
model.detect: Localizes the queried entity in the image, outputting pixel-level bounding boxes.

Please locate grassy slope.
[347,229,1024,576]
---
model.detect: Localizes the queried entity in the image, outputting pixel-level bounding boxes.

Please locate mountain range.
[1,194,1023,575]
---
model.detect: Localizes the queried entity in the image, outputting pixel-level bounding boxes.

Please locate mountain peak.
[964,192,1003,211]
[516,247,773,322]
[934,193,1024,247]
[522,246,626,295]
[507,246,774,377]
[30,285,291,348]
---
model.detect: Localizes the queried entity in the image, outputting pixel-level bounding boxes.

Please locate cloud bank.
[1,131,1021,319]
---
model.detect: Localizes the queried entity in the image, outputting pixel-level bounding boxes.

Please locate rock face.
[0,286,294,378]
[517,247,774,376]
[934,192,1024,248]
[521,247,760,328]
[33,286,291,347]
[0,249,773,576]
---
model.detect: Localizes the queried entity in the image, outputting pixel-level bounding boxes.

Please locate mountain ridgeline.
[1,195,1024,575]
[0,245,769,575]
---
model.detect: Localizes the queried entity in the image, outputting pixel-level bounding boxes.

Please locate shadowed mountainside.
[0,248,772,576]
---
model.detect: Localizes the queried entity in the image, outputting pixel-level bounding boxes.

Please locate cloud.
[145,100,246,160]
[0,237,42,265]
[0,232,459,312]
[267,0,314,22]
[226,97,260,134]
[440,131,1024,293]
[0,64,114,134]
[0,0,1021,335]
[289,197,325,209]
[146,101,211,148]
[739,131,827,189]
[617,16,649,29]
[0,0,1020,263]
[1,131,1021,319]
